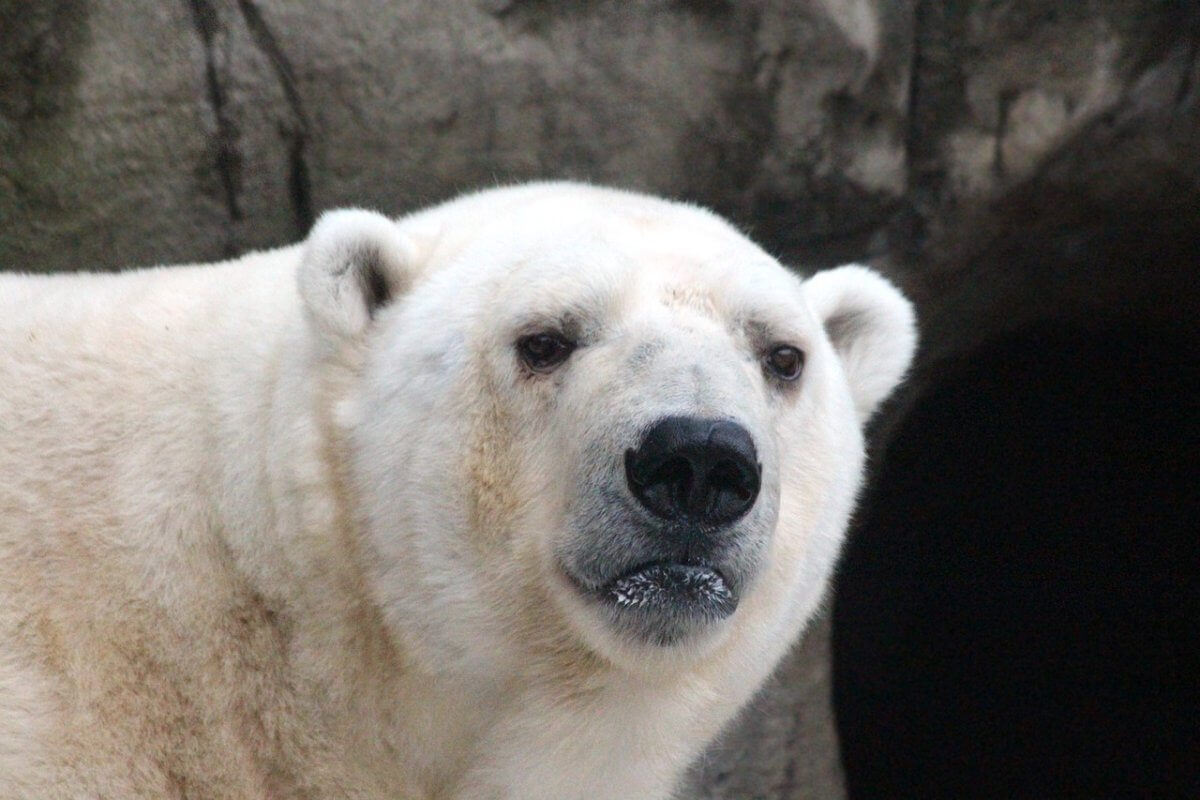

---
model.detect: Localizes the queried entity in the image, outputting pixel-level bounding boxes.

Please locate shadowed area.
[833,322,1200,797]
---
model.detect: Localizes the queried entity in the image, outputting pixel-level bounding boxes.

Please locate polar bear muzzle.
[559,416,767,647]
[593,416,762,644]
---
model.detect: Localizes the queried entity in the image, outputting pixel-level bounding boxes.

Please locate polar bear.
[0,182,915,799]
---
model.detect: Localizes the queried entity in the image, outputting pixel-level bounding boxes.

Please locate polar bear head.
[298,183,915,678]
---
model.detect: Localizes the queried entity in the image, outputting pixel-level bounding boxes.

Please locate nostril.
[653,457,694,515]
[625,416,761,525]
[702,457,759,521]
[633,455,691,490]
[709,459,754,502]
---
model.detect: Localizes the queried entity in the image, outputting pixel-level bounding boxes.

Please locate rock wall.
[1,0,913,272]
[3,2,1197,797]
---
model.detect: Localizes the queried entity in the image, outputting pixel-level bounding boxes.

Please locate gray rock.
[1,0,908,273]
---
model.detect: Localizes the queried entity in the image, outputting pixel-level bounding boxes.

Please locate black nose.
[625,417,761,525]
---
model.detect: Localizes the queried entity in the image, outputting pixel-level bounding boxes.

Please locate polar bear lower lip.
[600,562,737,619]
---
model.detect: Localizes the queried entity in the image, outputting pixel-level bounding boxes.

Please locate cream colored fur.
[0,183,915,799]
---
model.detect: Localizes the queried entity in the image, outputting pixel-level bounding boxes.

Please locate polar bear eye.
[764,344,805,381]
[516,332,577,373]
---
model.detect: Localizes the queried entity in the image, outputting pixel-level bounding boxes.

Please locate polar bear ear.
[804,264,917,423]
[298,209,417,341]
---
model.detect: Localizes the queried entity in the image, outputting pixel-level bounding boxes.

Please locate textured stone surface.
[891,1,1200,379]
[1,0,907,272]
[2,2,1197,798]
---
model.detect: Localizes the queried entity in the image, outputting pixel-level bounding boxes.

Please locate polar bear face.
[299,184,915,678]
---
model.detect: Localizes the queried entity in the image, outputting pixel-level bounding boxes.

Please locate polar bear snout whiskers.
[624,416,760,526]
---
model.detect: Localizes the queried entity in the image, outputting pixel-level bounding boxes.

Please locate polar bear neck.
[0,255,457,791]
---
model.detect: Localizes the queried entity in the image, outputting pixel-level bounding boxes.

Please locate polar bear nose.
[625,417,761,525]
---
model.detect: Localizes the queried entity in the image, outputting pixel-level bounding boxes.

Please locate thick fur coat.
[0,183,915,799]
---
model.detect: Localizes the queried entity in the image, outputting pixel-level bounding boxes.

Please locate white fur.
[0,182,915,799]
[298,208,418,340]
[805,264,918,421]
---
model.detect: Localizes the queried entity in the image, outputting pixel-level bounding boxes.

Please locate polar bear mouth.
[598,562,737,628]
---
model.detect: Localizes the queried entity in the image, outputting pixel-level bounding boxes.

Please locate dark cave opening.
[832,321,1200,798]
